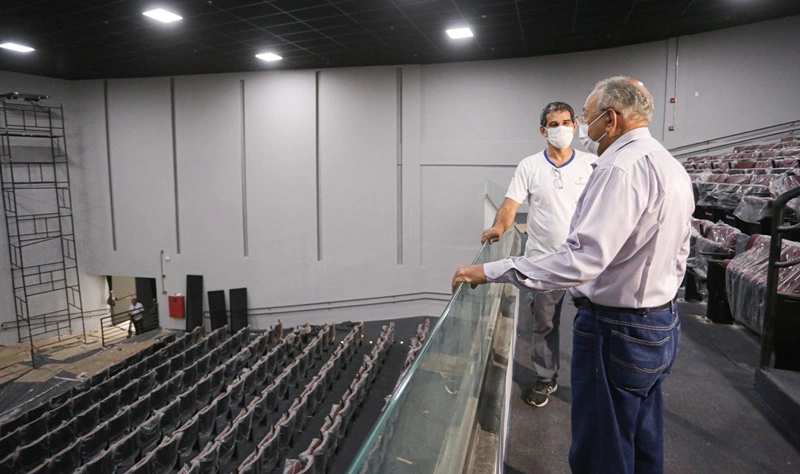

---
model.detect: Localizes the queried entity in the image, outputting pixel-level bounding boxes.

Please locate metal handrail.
[670,119,800,158]
[759,186,800,369]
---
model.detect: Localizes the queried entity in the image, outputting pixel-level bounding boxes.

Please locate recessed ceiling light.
[143,8,183,23]
[0,43,35,53]
[256,52,282,62]
[446,27,473,39]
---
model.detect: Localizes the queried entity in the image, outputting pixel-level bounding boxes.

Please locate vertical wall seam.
[240,79,249,257]
[396,67,403,265]
[170,78,181,254]
[316,71,322,261]
[103,80,117,251]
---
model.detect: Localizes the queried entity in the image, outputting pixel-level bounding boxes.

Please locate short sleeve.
[506,159,531,203]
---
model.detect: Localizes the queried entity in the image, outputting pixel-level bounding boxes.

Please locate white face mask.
[545,125,574,149]
[578,110,609,155]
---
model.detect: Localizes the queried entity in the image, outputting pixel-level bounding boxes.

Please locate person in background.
[482,101,595,407]
[453,76,694,473]
[128,297,144,337]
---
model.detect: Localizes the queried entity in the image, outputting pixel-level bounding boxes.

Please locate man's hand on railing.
[481,225,504,244]
[452,265,488,294]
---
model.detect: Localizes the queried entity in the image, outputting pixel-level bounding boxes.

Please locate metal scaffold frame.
[0,94,85,368]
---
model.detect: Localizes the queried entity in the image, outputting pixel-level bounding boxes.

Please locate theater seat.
[153,432,181,472]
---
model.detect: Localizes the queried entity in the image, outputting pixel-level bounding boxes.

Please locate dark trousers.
[130,316,144,336]
[569,304,680,474]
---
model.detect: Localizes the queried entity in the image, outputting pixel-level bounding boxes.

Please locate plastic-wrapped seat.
[179,385,198,426]
[160,398,182,436]
[130,393,151,427]
[242,368,258,403]
[196,375,212,406]
[150,383,168,411]
[98,392,120,423]
[216,424,238,469]
[233,409,254,460]
[47,398,73,430]
[128,451,154,474]
[107,406,131,444]
[184,345,197,367]
[210,366,225,398]
[79,445,114,474]
[238,449,262,474]
[176,415,199,467]
[80,421,108,461]
[196,353,210,376]
[90,368,109,387]
[249,393,269,428]
[139,369,158,394]
[214,390,232,434]
[93,379,115,403]
[197,402,218,449]
[0,428,19,460]
[139,410,164,454]
[76,405,99,437]
[119,379,139,407]
[155,360,171,384]
[72,389,93,415]
[228,378,246,420]
[259,429,280,472]
[167,372,185,399]
[170,354,185,374]
[196,441,220,474]
[113,369,131,391]
[19,414,48,445]
[16,437,49,472]
[183,363,198,388]
[50,439,81,473]
[153,432,181,472]
[223,359,239,386]
[276,411,296,451]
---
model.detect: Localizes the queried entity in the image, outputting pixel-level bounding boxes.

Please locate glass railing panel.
[485,179,508,210]
[348,226,519,473]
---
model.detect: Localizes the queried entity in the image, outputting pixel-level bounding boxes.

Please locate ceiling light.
[256,52,282,62]
[446,27,473,39]
[143,9,183,23]
[0,43,35,53]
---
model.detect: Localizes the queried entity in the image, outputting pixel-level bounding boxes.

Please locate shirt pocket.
[608,329,673,396]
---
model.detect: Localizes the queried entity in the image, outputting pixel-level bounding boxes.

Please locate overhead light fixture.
[256,52,282,62]
[446,27,473,39]
[0,42,35,53]
[143,8,183,23]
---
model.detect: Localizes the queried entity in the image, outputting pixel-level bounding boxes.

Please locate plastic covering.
[153,432,181,472]
[239,450,262,474]
[734,196,772,223]
[196,402,217,448]
[76,405,99,437]
[50,440,80,472]
[139,368,158,393]
[107,406,130,441]
[687,222,740,280]
[130,394,151,427]
[214,391,232,435]
[196,353,210,375]
[259,430,280,472]
[128,452,153,474]
[161,398,182,435]
[82,445,114,474]
[155,361,171,384]
[79,421,108,461]
[98,392,120,422]
[167,372,185,399]
[769,174,800,215]
[217,425,238,468]
[196,376,212,406]
[179,386,198,425]
[138,411,164,453]
[210,366,224,397]
[18,437,49,471]
[170,354,186,373]
[183,363,198,388]
[726,236,800,333]
[176,415,199,466]
[72,390,93,415]
[234,409,254,459]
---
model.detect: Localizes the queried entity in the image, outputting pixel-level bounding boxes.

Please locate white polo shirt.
[506,149,595,257]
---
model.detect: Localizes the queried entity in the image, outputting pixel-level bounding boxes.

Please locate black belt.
[572,297,675,315]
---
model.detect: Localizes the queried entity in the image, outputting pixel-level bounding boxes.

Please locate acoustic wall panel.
[208,290,227,331]
[185,275,204,331]
[229,288,248,334]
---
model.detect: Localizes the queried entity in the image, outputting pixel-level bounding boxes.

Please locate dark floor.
[505,294,800,474]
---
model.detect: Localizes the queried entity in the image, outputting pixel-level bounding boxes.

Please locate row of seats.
[0,328,214,470]
[176,323,362,473]
[121,324,319,474]
[684,136,800,168]
[684,217,800,369]
[4,325,260,473]
[280,323,395,474]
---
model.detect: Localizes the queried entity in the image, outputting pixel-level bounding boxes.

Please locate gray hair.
[539,101,575,127]
[593,76,654,124]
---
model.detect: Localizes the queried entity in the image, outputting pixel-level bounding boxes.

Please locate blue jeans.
[569,304,680,474]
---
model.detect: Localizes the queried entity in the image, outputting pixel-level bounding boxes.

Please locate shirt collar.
[596,127,652,165]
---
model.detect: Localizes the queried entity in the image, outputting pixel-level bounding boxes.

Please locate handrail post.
[759,186,800,369]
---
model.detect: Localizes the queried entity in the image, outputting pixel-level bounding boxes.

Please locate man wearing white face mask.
[481,101,595,408]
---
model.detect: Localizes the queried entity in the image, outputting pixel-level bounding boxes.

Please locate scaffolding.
[0,93,85,368]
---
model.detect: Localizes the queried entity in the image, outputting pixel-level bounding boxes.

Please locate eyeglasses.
[551,167,563,189]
